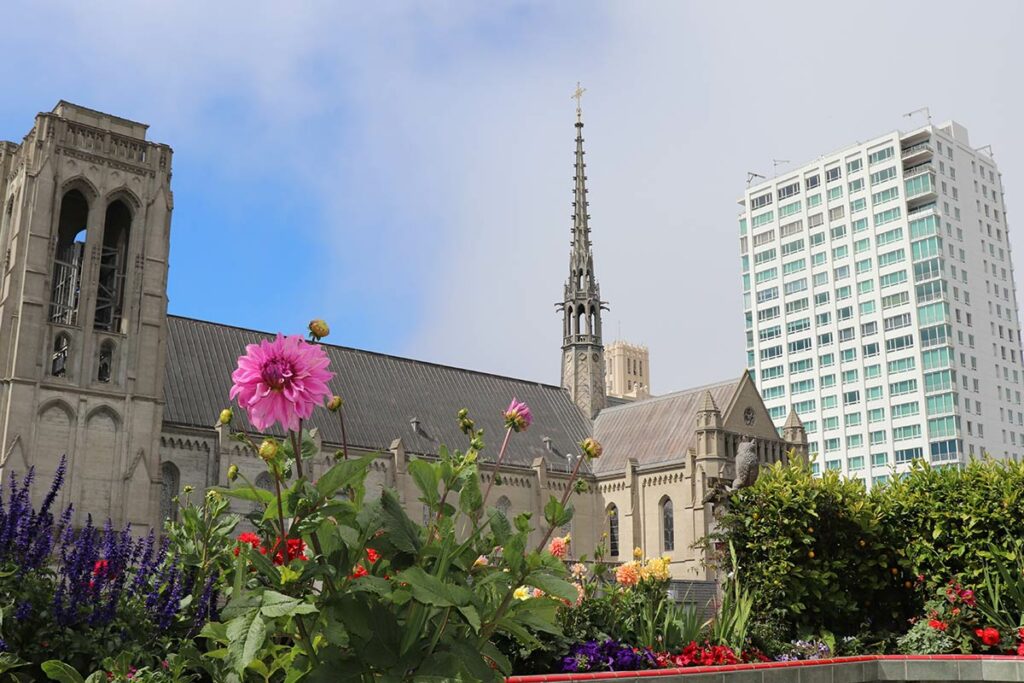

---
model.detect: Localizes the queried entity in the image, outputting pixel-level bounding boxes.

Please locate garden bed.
[506,655,1024,682]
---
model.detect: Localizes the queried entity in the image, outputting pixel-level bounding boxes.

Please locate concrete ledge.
[506,655,1024,682]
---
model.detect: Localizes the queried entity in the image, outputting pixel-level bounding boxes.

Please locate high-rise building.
[605,340,651,401]
[739,120,1022,485]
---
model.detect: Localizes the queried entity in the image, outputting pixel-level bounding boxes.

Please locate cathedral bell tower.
[0,102,173,532]
[557,85,608,419]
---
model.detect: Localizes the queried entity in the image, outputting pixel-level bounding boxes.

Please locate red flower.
[272,537,308,565]
[976,627,1001,647]
[234,532,264,556]
[928,619,948,632]
[366,548,380,564]
[350,564,368,579]
[1017,641,1024,657]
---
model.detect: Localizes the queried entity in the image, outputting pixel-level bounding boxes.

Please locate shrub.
[716,455,1024,649]
[875,458,1024,584]
[713,457,912,637]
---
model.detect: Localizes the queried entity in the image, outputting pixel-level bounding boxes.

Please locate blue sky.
[3,2,1024,392]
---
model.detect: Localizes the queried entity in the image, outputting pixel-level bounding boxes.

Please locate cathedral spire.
[558,83,607,420]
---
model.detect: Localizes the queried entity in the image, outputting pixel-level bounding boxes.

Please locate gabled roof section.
[162,316,592,472]
[591,378,741,474]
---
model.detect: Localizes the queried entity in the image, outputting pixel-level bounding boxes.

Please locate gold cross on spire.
[571,81,586,120]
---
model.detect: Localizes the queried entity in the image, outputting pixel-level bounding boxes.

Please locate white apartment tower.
[739,120,1022,485]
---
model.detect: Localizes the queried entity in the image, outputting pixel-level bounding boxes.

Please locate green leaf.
[480,641,512,675]
[261,590,318,618]
[457,604,481,632]
[394,566,472,607]
[211,485,275,505]
[227,611,267,674]
[380,489,422,554]
[40,662,85,683]
[487,507,512,544]
[543,495,572,528]
[524,571,577,602]
[316,454,375,499]
[408,458,440,506]
[458,472,483,516]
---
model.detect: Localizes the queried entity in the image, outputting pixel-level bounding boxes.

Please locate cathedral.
[0,101,805,598]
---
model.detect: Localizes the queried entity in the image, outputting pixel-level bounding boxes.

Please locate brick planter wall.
[506,655,1024,682]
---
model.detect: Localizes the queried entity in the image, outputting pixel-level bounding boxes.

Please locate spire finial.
[571,81,586,122]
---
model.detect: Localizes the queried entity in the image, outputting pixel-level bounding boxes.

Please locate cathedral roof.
[162,316,592,473]
[590,378,741,474]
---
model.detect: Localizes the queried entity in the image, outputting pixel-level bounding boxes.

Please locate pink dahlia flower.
[230,334,334,432]
[504,398,533,433]
[548,535,569,559]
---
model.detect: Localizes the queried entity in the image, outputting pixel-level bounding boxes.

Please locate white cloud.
[7,1,1024,398]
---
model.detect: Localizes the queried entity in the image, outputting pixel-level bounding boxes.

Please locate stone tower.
[0,102,173,532]
[557,104,608,419]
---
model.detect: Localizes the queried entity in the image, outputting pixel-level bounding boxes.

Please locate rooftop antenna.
[772,159,790,175]
[746,171,766,187]
[903,107,932,124]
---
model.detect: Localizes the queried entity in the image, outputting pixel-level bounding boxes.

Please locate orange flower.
[615,561,640,587]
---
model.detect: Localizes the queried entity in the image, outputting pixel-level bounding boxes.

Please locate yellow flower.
[580,437,603,460]
[227,464,239,482]
[513,586,531,601]
[633,547,643,560]
[308,319,330,340]
[642,556,671,582]
[258,439,279,462]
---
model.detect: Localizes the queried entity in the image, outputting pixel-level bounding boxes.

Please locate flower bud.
[308,319,330,340]
[326,395,343,412]
[218,408,233,426]
[580,437,603,460]
[227,464,239,482]
[258,439,279,462]
[183,485,194,495]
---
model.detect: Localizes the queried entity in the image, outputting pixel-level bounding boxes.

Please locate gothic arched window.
[496,496,511,518]
[253,472,274,513]
[95,200,131,332]
[607,504,619,557]
[160,461,180,523]
[97,340,114,383]
[49,189,89,326]
[661,496,675,552]
[51,333,70,377]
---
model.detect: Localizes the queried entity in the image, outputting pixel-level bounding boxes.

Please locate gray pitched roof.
[591,378,740,474]
[163,316,591,472]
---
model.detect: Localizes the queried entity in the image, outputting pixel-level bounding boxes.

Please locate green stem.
[337,408,350,461]
[534,452,587,554]
[426,607,452,657]
[291,425,305,480]
[272,463,288,557]
[480,427,513,511]
[295,614,319,665]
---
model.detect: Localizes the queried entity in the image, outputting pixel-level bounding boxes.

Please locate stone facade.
[0,102,172,532]
[605,340,650,401]
[0,102,806,583]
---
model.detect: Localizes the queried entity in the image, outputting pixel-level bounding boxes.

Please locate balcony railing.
[901,141,933,158]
